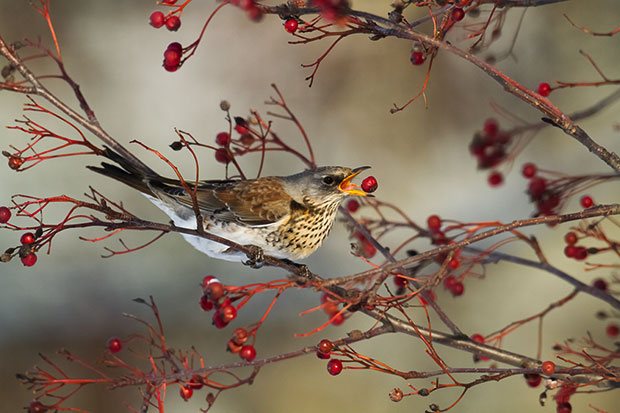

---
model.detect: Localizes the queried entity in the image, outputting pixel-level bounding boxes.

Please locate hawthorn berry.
[331,313,345,326]
[483,118,498,137]
[240,345,257,361]
[28,401,47,413]
[394,275,407,288]
[165,15,181,31]
[471,334,485,343]
[361,176,378,193]
[200,295,214,311]
[528,177,547,198]
[284,19,298,34]
[449,258,460,269]
[606,324,619,337]
[580,195,593,208]
[163,62,179,72]
[216,132,230,146]
[522,162,537,178]
[346,199,360,213]
[214,148,231,164]
[316,350,330,359]
[220,304,237,323]
[21,253,37,267]
[557,402,572,413]
[574,246,588,261]
[179,385,193,401]
[318,339,333,355]
[20,233,35,245]
[592,278,607,291]
[188,375,204,389]
[202,275,218,289]
[488,171,503,187]
[8,155,23,170]
[564,232,578,245]
[234,124,248,134]
[0,206,11,223]
[452,7,465,21]
[443,275,458,290]
[207,281,225,299]
[107,337,122,353]
[564,245,577,258]
[212,311,229,329]
[327,359,343,376]
[362,239,377,258]
[149,11,165,28]
[163,0,178,4]
[541,360,555,375]
[410,51,425,66]
[233,328,249,345]
[524,373,541,387]
[450,281,464,296]
[427,215,441,231]
[537,82,551,97]
[163,48,181,67]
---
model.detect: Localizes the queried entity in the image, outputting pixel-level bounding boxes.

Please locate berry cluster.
[149,11,181,31]
[469,119,512,186]
[0,213,40,267]
[316,339,343,375]
[163,42,183,72]
[227,328,256,362]
[521,163,562,216]
[352,231,377,259]
[562,231,589,261]
[199,276,239,328]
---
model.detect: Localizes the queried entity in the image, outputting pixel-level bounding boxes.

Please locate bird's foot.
[243,245,265,269]
[281,259,312,282]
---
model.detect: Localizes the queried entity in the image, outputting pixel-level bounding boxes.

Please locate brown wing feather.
[165,177,294,227]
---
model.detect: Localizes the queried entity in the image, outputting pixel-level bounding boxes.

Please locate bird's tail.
[87,147,157,196]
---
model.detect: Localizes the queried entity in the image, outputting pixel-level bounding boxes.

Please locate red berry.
[410,51,425,66]
[8,155,23,170]
[592,278,607,291]
[327,359,343,376]
[580,195,593,208]
[443,275,457,290]
[214,148,231,164]
[574,246,588,260]
[163,48,181,67]
[216,132,230,146]
[284,19,298,34]
[394,275,407,288]
[488,171,503,187]
[564,232,578,245]
[427,215,441,231]
[163,0,178,4]
[167,42,183,53]
[483,119,498,138]
[108,337,122,353]
[179,385,193,401]
[524,373,541,387]
[212,311,229,329]
[163,62,179,72]
[207,281,225,300]
[149,11,165,28]
[541,360,555,375]
[522,162,537,178]
[202,275,218,290]
[220,305,237,323]
[331,313,345,326]
[528,177,547,198]
[471,334,485,343]
[240,345,256,361]
[452,7,465,21]
[234,124,248,134]
[20,232,36,245]
[361,176,378,193]
[188,374,204,389]
[28,401,47,413]
[165,15,181,31]
[200,295,214,311]
[564,245,577,258]
[449,258,460,269]
[0,206,11,223]
[21,253,37,267]
[362,239,376,258]
[606,324,619,337]
[537,82,551,97]
[450,281,464,296]
[316,350,330,359]
[318,339,333,355]
[346,199,360,213]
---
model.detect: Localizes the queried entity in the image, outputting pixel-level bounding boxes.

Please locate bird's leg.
[243,245,265,269]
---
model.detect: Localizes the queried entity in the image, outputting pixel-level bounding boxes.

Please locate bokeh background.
[0,1,619,412]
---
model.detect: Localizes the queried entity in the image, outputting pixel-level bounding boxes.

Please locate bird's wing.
[160,177,295,227]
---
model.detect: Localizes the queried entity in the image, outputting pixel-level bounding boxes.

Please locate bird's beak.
[338,166,371,196]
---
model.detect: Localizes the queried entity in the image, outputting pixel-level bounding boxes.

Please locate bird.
[88,150,371,263]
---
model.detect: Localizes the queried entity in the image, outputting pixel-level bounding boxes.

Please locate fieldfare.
[88,152,371,262]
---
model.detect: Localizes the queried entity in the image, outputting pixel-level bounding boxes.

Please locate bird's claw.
[243,245,265,269]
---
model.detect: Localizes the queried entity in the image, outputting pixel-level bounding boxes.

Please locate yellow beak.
[338,166,371,196]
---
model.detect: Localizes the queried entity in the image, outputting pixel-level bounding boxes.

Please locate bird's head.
[282,166,372,208]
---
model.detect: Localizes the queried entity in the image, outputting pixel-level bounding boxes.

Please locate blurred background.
[0,0,619,411]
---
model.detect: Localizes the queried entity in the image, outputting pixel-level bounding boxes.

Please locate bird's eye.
[322,176,335,185]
